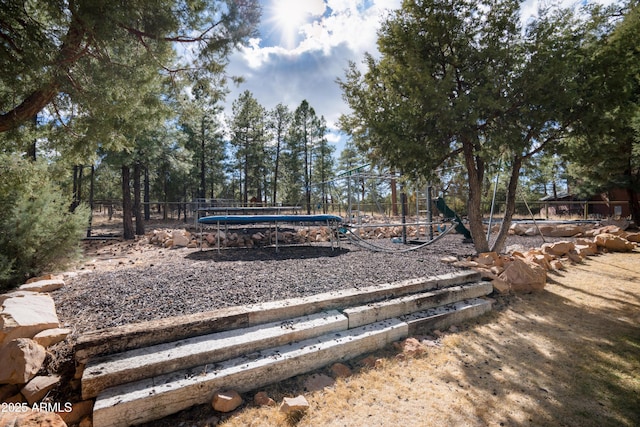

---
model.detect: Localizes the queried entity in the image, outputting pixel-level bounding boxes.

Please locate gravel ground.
[52,232,555,335]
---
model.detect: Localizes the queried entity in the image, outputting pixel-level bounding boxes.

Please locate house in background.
[588,188,632,218]
[539,188,632,219]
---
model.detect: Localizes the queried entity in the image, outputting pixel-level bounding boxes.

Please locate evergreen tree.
[563,2,640,223]
[339,0,597,253]
[268,103,292,205]
[0,0,260,141]
[229,91,268,204]
[0,154,88,289]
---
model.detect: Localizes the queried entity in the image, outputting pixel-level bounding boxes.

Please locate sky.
[224,0,402,154]
[223,0,614,156]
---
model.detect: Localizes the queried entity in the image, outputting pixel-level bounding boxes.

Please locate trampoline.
[198,214,343,251]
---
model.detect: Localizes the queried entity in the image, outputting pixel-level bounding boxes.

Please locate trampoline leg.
[216,221,221,253]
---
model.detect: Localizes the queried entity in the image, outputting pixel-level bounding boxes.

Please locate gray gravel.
[53,237,467,332]
[52,232,556,334]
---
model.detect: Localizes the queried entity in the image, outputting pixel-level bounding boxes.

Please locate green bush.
[0,154,89,290]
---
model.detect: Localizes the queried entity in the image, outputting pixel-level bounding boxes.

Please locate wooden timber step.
[82,310,348,400]
[91,297,492,427]
[75,270,481,361]
[343,281,493,328]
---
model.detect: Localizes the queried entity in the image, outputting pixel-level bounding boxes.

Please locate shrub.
[0,154,89,290]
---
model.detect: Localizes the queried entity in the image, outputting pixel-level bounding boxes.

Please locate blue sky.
[224,0,402,154]
[223,0,615,156]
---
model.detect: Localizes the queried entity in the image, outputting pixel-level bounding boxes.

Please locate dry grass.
[220,252,640,427]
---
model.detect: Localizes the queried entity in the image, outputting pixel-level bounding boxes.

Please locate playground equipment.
[198,214,343,252]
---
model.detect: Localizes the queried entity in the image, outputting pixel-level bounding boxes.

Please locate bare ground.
[42,219,640,426]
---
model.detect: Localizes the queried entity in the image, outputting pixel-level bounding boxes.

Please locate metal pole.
[487,167,500,241]
[427,183,433,240]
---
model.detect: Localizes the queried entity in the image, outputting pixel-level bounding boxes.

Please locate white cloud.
[225,0,616,156]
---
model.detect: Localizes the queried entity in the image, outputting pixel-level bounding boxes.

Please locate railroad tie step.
[92,318,409,427]
[82,310,348,399]
[400,297,493,335]
[343,281,493,328]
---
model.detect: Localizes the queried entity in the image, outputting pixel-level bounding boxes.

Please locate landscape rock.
[0,338,47,384]
[525,250,552,271]
[539,224,584,237]
[19,279,65,293]
[0,292,60,343]
[0,383,19,400]
[25,274,62,284]
[212,390,243,412]
[279,395,309,414]
[58,400,94,426]
[624,232,640,243]
[491,278,511,294]
[541,241,575,257]
[303,373,335,392]
[499,258,547,292]
[0,408,67,427]
[394,337,427,356]
[549,259,564,270]
[33,328,71,348]
[171,231,190,247]
[21,375,61,404]
[595,233,635,252]
[330,362,353,378]
[254,391,276,407]
[476,252,500,266]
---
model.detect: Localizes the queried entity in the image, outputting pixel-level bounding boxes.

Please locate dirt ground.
[144,251,639,427]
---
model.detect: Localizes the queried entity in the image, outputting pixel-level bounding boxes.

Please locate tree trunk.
[462,141,488,253]
[87,165,95,238]
[200,117,206,200]
[144,166,150,220]
[491,155,523,253]
[134,161,145,236]
[122,165,135,240]
[391,176,398,217]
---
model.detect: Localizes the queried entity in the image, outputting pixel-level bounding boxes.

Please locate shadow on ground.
[185,246,350,262]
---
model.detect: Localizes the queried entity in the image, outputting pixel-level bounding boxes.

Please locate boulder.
[19,279,65,293]
[509,223,528,235]
[254,391,276,407]
[212,390,243,412]
[330,363,353,379]
[21,375,61,404]
[476,252,500,266]
[33,328,71,348]
[0,338,47,384]
[574,244,596,257]
[303,373,335,392]
[0,408,67,427]
[0,383,19,401]
[171,231,190,247]
[499,258,546,292]
[539,224,584,237]
[394,337,427,356]
[57,400,94,426]
[540,241,575,257]
[491,278,511,294]
[624,232,640,243]
[595,233,635,252]
[279,395,309,414]
[1,292,59,344]
[549,259,564,270]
